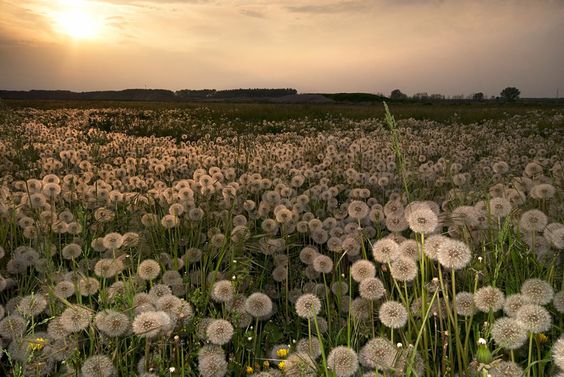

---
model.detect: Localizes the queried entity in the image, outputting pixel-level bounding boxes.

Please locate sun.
[54,5,101,39]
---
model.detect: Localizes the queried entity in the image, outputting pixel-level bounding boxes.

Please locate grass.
[4,98,564,125]
[0,102,562,376]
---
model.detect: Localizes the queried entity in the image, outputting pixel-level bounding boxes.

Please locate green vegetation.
[4,99,564,128]
[0,103,562,377]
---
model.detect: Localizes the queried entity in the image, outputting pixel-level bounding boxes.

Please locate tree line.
[390,87,521,101]
[0,88,298,101]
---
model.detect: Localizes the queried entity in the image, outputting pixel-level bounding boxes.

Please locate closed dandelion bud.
[475,339,492,364]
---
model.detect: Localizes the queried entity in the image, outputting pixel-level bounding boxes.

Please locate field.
[0,100,563,377]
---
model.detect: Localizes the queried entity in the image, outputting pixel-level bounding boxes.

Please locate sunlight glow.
[53,2,101,39]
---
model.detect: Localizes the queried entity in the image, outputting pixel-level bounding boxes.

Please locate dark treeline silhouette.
[0,89,177,101]
[2,87,562,104]
[0,88,298,101]
[175,89,217,99]
[213,88,297,98]
[176,88,297,99]
[321,93,386,103]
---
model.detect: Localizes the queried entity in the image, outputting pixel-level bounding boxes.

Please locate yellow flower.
[276,348,288,358]
[27,337,46,351]
[536,333,549,344]
[278,361,285,370]
[263,360,270,369]
[245,366,254,374]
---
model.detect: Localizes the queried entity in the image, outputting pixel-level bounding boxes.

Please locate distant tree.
[500,87,520,101]
[413,92,429,100]
[430,93,445,100]
[472,92,485,101]
[390,89,408,100]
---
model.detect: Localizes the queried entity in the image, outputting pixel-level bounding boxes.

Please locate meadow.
[0,100,562,377]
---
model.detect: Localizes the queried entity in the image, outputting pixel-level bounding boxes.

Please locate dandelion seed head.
[390,256,418,282]
[372,238,400,264]
[474,286,505,313]
[206,319,234,345]
[379,301,408,329]
[553,337,564,370]
[327,346,359,377]
[489,361,524,377]
[245,293,273,318]
[491,317,528,350]
[295,294,321,319]
[312,254,333,274]
[521,278,554,305]
[359,277,386,301]
[81,355,115,377]
[138,259,161,281]
[516,304,552,333]
[359,337,397,370]
[350,260,376,282]
[455,292,476,317]
[406,207,439,234]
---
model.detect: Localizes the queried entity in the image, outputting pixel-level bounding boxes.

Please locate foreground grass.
[0,104,562,377]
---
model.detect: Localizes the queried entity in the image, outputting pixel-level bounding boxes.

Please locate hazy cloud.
[239,9,266,18]
[0,0,562,96]
[286,0,373,14]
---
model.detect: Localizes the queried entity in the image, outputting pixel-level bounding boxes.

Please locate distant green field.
[3,99,564,126]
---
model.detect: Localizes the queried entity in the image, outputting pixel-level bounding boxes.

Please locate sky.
[0,0,563,97]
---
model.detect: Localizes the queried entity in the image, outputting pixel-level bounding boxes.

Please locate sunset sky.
[1,0,563,97]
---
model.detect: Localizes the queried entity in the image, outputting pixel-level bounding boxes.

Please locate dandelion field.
[0,101,563,377]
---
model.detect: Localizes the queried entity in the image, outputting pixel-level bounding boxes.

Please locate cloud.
[239,9,265,18]
[95,0,211,6]
[285,0,373,14]
[0,0,562,96]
